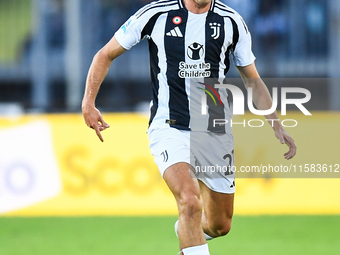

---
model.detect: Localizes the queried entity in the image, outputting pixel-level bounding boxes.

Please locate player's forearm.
[82,50,112,108]
[248,79,282,131]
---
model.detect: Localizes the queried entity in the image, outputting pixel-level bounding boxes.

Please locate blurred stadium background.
[0,0,340,255]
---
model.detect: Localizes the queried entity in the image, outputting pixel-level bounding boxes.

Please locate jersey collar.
[178,0,184,9]
[178,0,216,11]
[210,0,216,11]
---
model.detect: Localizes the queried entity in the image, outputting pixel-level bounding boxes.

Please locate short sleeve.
[114,14,144,51]
[114,1,179,50]
[231,15,256,67]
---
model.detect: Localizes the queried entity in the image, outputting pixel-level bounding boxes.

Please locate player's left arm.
[237,62,297,160]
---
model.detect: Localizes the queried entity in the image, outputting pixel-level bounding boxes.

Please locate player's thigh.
[163,162,201,203]
[199,180,234,223]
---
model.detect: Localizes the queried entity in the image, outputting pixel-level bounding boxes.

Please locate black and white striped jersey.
[114,0,255,132]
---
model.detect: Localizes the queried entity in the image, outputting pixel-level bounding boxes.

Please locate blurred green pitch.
[0,216,339,255]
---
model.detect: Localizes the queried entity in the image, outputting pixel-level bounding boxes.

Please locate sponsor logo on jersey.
[187,42,204,60]
[166,26,183,37]
[178,61,211,78]
[172,16,182,25]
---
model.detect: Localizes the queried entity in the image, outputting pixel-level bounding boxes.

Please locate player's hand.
[275,128,296,160]
[82,104,110,142]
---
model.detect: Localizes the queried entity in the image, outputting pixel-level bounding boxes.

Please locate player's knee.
[177,193,202,216]
[216,222,232,236]
[211,219,232,237]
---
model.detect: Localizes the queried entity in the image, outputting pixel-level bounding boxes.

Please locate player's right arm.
[82,36,126,142]
[82,1,164,141]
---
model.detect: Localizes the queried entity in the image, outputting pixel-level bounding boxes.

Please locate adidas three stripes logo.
[166,26,183,37]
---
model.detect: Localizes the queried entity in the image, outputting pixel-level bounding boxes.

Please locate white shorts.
[148,127,235,194]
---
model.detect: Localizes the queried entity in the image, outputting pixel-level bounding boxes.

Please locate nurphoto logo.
[198,83,312,128]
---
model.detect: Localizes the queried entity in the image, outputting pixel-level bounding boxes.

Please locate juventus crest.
[209,22,221,40]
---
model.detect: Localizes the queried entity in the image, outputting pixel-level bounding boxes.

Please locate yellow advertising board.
[0,112,339,216]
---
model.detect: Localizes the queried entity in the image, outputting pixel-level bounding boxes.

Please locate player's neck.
[183,0,211,14]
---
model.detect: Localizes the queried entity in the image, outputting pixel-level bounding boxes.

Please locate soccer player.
[82,0,297,254]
